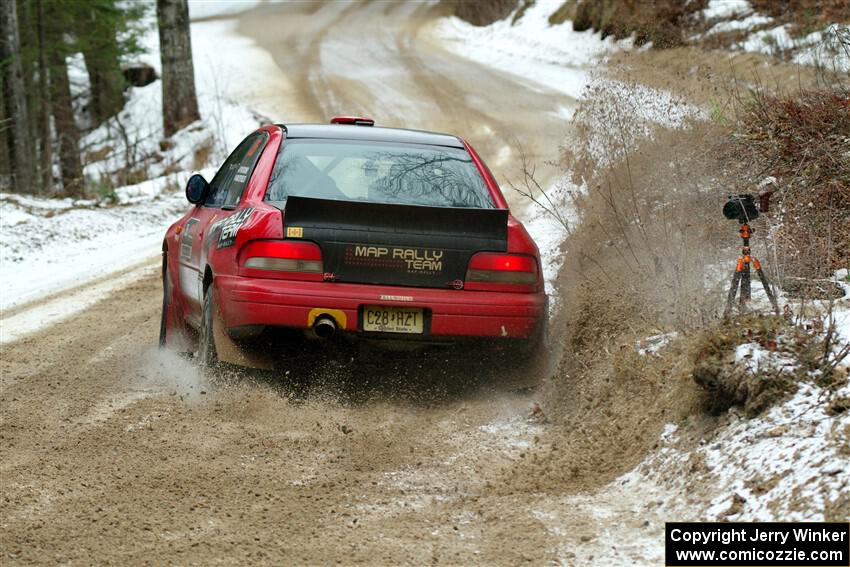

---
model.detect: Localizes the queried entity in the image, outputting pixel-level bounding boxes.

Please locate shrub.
[572,0,708,48]
[439,0,519,26]
[750,0,850,36]
[724,87,850,275]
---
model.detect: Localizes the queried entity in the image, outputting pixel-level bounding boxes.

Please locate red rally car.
[160,117,547,369]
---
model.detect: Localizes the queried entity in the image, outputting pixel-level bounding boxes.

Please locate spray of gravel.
[132,347,210,402]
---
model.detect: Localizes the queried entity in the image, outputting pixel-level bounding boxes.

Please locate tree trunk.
[0,84,10,183]
[80,5,125,126]
[36,0,53,192]
[17,0,40,174]
[41,0,83,197]
[1,0,37,193]
[83,44,125,125]
[49,54,84,196]
[157,0,200,138]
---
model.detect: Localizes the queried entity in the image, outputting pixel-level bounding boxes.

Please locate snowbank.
[0,170,210,313]
[633,375,850,523]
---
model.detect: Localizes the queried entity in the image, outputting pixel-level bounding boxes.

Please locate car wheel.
[198,283,219,368]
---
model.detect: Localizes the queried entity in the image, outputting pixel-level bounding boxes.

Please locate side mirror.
[186,173,210,205]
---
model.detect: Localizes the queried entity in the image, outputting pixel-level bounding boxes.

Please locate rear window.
[264,139,494,209]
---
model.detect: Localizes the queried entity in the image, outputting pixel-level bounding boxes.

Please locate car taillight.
[465,252,539,292]
[240,240,323,280]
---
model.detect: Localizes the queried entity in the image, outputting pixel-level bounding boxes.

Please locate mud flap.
[162,265,194,353]
[212,297,274,370]
[164,305,194,353]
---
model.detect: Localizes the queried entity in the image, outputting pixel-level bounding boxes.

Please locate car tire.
[198,283,219,369]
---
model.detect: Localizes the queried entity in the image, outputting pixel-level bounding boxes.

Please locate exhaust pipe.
[312,315,337,339]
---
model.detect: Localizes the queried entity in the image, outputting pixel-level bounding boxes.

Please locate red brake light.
[468,253,536,273]
[465,252,539,292]
[240,240,323,280]
[330,116,374,126]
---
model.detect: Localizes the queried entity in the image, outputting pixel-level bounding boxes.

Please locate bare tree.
[157,0,200,137]
[0,0,37,193]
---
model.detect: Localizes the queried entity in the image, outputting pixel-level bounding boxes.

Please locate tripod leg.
[723,267,743,319]
[740,260,751,306]
[753,259,780,316]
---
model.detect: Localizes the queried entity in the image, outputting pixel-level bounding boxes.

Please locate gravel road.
[0,3,641,565]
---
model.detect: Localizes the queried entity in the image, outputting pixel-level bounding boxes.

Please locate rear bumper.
[215,275,547,339]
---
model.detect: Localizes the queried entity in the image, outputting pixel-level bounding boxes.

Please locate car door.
[179,132,269,316]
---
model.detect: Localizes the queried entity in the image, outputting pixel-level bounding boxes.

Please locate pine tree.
[157,0,199,137]
[3,0,148,195]
[15,0,53,193]
[76,0,144,127]
[81,19,126,126]
[1,0,37,193]
[44,0,84,196]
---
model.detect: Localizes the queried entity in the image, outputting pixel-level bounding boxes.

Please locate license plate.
[362,306,423,334]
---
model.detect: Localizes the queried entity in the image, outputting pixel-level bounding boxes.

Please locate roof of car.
[279,124,464,148]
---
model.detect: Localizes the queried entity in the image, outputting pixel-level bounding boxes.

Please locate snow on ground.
[702,0,753,20]
[572,76,707,166]
[188,0,260,21]
[700,0,850,72]
[638,376,850,523]
[425,0,630,103]
[552,271,850,563]
[734,342,799,374]
[0,168,211,315]
[428,0,705,168]
[702,380,849,521]
[833,270,850,346]
[536,373,849,564]
[0,264,158,345]
[707,13,772,35]
[636,331,679,357]
[83,4,293,185]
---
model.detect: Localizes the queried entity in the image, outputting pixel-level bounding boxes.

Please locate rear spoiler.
[282,196,508,251]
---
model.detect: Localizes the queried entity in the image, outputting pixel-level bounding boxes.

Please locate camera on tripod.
[722,192,773,223]
[721,190,780,318]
